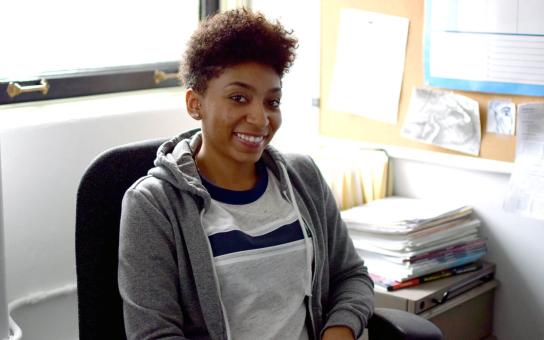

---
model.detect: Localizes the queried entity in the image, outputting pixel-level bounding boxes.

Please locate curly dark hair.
[179,8,298,93]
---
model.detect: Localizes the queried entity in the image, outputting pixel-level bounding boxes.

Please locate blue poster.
[424,0,544,96]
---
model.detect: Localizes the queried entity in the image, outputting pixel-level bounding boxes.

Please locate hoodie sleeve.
[307,157,375,339]
[118,186,189,340]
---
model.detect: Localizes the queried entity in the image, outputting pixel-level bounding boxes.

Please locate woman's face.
[188,62,282,169]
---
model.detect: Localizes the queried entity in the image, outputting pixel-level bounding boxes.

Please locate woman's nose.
[246,103,269,128]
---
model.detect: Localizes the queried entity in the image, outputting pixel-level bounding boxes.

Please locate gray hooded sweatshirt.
[118,129,374,340]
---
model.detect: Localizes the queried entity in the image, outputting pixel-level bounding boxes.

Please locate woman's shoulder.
[282,153,319,176]
[124,174,178,206]
[128,174,167,192]
[281,153,329,195]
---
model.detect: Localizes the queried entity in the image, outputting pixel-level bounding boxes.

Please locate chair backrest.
[75,138,166,340]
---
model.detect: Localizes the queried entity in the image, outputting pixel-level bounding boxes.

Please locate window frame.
[0,0,219,105]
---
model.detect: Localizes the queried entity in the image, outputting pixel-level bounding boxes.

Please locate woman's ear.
[186,89,202,120]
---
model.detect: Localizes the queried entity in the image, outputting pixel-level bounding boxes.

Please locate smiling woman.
[118,8,374,340]
[0,0,208,105]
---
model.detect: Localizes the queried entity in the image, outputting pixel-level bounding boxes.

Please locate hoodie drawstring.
[279,163,314,297]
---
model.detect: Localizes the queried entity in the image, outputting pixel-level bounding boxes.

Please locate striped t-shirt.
[199,161,312,340]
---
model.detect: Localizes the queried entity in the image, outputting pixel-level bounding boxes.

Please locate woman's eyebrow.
[225,81,255,90]
[225,81,282,93]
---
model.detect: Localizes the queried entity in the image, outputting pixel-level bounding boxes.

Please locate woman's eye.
[231,95,247,103]
[269,99,281,109]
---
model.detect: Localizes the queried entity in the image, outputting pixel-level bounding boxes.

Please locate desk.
[375,277,497,340]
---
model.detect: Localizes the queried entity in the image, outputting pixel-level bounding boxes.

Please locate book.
[371,261,483,291]
[352,233,482,259]
[349,217,481,252]
[367,248,486,282]
[341,197,473,235]
[360,238,487,265]
[406,238,487,264]
[357,239,487,266]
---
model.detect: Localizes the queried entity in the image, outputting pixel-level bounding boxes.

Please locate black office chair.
[75,138,443,340]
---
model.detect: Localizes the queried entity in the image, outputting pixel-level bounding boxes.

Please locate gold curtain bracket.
[154,70,178,84]
[7,79,50,98]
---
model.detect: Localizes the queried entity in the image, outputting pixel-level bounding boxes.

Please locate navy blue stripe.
[208,220,304,257]
[200,160,268,204]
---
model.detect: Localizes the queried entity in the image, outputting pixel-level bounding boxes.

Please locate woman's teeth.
[236,133,264,143]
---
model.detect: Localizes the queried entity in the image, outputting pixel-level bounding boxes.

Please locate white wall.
[0,88,199,338]
[392,157,544,340]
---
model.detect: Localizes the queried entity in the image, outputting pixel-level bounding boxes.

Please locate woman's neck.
[195,153,258,191]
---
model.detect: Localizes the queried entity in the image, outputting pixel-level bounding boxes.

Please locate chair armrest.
[367,308,443,340]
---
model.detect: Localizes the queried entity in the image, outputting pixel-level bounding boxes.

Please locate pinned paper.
[328,9,409,124]
[504,103,544,220]
[487,100,516,135]
[402,88,481,155]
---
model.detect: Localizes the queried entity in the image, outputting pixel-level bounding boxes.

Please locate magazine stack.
[341,196,487,291]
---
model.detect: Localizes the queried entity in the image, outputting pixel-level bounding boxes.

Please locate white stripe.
[204,212,299,237]
[214,240,306,266]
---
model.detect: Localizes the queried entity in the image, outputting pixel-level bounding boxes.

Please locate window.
[0,0,219,105]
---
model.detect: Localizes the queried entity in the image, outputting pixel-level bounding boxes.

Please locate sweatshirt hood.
[148,128,290,211]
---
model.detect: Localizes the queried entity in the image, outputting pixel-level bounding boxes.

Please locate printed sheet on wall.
[424,0,544,96]
[503,103,544,221]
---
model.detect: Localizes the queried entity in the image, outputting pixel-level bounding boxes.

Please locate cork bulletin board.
[320,0,544,162]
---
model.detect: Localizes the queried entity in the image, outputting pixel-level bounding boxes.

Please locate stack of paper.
[342,197,487,289]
